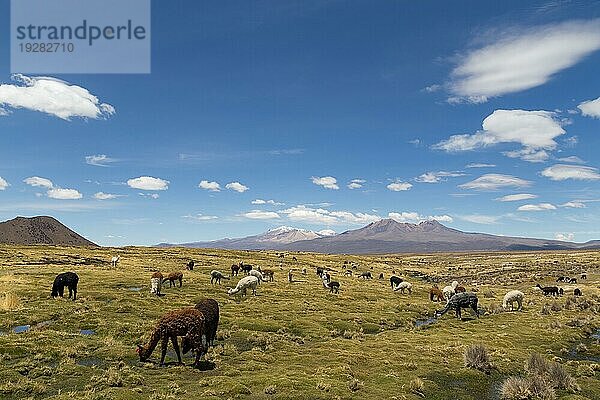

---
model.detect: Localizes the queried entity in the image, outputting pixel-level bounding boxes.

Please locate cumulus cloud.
[448,20,600,101]
[347,179,366,189]
[0,177,9,190]
[388,212,453,224]
[415,171,465,183]
[517,203,557,211]
[496,193,538,202]
[465,163,495,168]
[252,199,284,205]
[182,213,218,221]
[311,176,339,190]
[0,74,115,120]
[578,97,600,118]
[225,182,249,193]
[241,210,281,220]
[459,174,531,190]
[198,180,221,192]
[555,232,575,241]
[560,201,586,208]
[23,176,54,189]
[387,181,413,191]
[279,205,381,225]
[433,109,565,162]
[93,192,120,200]
[541,164,600,181]
[459,214,501,224]
[47,188,83,200]
[127,176,169,191]
[317,229,336,236]
[85,154,116,167]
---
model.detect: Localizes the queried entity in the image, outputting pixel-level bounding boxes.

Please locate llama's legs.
[171,336,183,364]
[58,286,65,297]
[72,286,77,301]
[68,287,73,299]
[160,336,169,366]
[179,278,182,288]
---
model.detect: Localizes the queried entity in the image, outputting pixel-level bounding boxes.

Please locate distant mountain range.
[0,216,97,247]
[157,218,600,254]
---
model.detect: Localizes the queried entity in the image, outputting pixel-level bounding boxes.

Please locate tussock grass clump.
[464,344,492,373]
[1,292,21,311]
[409,377,425,397]
[348,378,364,392]
[264,385,277,395]
[500,376,533,399]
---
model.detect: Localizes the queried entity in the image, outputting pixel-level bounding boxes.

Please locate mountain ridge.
[0,216,97,247]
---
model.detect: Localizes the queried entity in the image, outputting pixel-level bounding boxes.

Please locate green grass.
[0,245,599,399]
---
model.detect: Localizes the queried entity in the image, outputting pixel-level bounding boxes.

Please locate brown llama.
[136,308,208,367]
[231,264,240,276]
[455,285,467,294]
[260,269,274,282]
[429,285,445,302]
[183,298,220,353]
[163,272,183,288]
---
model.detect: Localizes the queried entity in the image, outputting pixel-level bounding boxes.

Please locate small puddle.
[77,358,102,367]
[563,329,600,363]
[415,317,437,327]
[80,329,96,336]
[128,287,142,292]
[13,325,30,333]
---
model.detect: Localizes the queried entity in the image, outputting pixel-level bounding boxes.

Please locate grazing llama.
[429,285,445,302]
[502,290,524,311]
[111,255,120,267]
[163,272,183,288]
[183,298,220,353]
[51,272,79,301]
[435,292,479,320]
[210,270,229,285]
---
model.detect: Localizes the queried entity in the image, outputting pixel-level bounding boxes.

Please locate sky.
[1,0,600,246]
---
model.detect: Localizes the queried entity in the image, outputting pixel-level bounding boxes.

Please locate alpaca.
[378,273,384,279]
[151,272,163,295]
[580,273,587,280]
[429,285,445,302]
[359,271,373,279]
[502,290,524,311]
[186,260,195,271]
[435,292,479,320]
[228,276,259,297]
[556,276,567,283]
[323,272,331,283]
[442,285,456,303]
[210,270,229,285]
[574,288,582,296]
[182,298,220,353]
[559,288,564,296]
[301,267,307,275]
[240,262,253,275]
[231,264,240,276]
[288,269,293,283]
[163,272,183,288]
[316,267,324,277]
[536,284,559,296]
[136,308,208,367]
[390,275,403,289]
[51,272,79,301]
[394,281,412,294]
[292,256,297,262]
[568,277,577,284]
[322,276,339,293]
[111,255,120,267]
[249,269,264,284]
[261,269,275,282]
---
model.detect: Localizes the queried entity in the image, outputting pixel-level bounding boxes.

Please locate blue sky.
[1,0,600,246]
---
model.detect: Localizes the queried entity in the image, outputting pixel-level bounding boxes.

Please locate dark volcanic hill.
[0,216,97,246]
[158,218,600,254]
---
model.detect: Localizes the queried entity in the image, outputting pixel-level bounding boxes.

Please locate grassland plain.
[0,245,599,400]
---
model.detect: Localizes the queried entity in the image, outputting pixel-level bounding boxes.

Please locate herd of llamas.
[48,254,589,368]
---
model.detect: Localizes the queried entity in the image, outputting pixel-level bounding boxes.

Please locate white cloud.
[311,176,339,190]
[433,109,564,162]
[415,171,465,183]
[183,213,218,221]
[541,164,600,181]
[93,192,120,200]
[578,97,600,118]
[496,193,538,202]
[85,154,116,167]
[47,188,83,200]
[198,180,221,192]
[431,215,454,223]
[127,176,169,191]
[388,212,453,224]
[558,156,586,164]
[252,199,284,205]
[139,193,160,199]
[0,74,115,120]
[555,232,575,241]
[560,201,586,208]
[387,181,413,191]
[24,176,54,189]
[459,174,531,190]
[281,205,339,224]
[317,229,336,236]
[449,20,600,101]
[460,214,501,224]
[329,211,381,224]
[424,84,441,93]
[0,177,9,190]
[241,210,281,220]
[465,163,495,168]
[517,203,557,211]
[225,182,249,193]
[347,179,366,189]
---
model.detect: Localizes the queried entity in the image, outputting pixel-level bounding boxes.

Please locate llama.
[536,284,559,296]
[574,288,582,296]
[228,276,259,297]
[111,255,120,267]
[429,285,445,302]
[136,308,208,368]
[455,285,467,294]
[559,288,564,296]
[301,267,307,275]
[288,269,293,283]
[51,272,79,301]
[323,272,331,283]
[435,292,479,320]
[580,273,587,280]
[261,269,275,282]
[442,284,456,303]
[568,277,577,284]
[378,273,384,279]
[210,270,229,285]
[556,276,567,283]
[359,271,373,279]
[163,272,183,288]
[231,264,240,276]
[394,281,412,294]
[182,298,220,353]
[249,269,264,284]
[186,260,195,271]
[151,272,163,295]
[322,276,340,294]
[502,290,524,311]
[316,267,324,277]
[390,275,403,289]
[240,262,253,275]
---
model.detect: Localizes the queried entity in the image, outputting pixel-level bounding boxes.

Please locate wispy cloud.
[240,210,281,220]
[347,179,366,189]
[541,164,600,181]
[495,193,538,202]
[459,214,501,224]
[182,213,218,221]
[578,96,600,118]
[465,163,495,168]
[459,174,531,191]
[93,192,121,200]
[415,171,465,183]
[85,154,117,167]
[252,199,284,206]
[517,203,557,211]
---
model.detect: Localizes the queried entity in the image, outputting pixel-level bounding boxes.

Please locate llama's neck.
[140,327,162,359]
